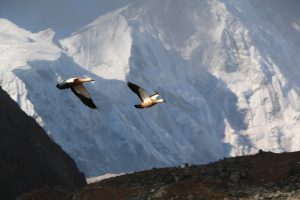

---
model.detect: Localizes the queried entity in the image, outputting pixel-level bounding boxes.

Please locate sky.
[0,0,299,39]
[0,0,130,38]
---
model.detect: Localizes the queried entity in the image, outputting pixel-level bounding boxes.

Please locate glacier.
[0,0,300,177]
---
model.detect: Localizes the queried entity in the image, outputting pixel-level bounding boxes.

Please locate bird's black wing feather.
[127,82,149,101]
[56,82,71,90]
[70,87,97,109]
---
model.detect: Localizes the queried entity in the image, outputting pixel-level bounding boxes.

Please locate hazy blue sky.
[1,0,299,39]
[0,0,130,38]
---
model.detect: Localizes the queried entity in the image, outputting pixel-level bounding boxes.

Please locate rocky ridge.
[0,87,86,199]
[20,150,300,200]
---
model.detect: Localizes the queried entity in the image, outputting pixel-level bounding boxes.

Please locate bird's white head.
[156,99,166,103]
[84,77,95,82]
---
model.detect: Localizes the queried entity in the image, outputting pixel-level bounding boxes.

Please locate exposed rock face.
[21,151,300,200]
[0,87,86,199]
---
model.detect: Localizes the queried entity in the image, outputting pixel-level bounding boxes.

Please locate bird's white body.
[127,82,166,109]
[56,77,97,109]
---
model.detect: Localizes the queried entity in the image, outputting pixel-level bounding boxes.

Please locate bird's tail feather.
[134,105,143,109]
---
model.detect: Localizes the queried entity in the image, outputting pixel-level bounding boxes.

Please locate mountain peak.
[1,1,300,177]
[60,6,132,81]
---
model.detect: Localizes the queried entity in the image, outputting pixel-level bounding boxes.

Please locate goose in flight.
[56,77,97,109]
[127,82,166,109]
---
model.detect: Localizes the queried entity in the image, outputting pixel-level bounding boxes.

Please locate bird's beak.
[91,78,95,81]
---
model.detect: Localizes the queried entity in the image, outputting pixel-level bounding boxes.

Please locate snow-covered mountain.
[1,0,300,177]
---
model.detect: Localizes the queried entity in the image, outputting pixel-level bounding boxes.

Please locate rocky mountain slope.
[0,87,86,199]
[0,0,300,177]
[20,151,300,200]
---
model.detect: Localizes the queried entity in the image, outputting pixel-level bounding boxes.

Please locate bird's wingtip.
[134,104,143,109]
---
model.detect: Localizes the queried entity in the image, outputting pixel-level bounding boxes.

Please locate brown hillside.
[21,150,300,200]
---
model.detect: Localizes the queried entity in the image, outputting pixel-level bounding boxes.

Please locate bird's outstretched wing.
[127,82,149,101]
[150,91,159,100]
[70,84,97,109]
[56,82,71,90]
